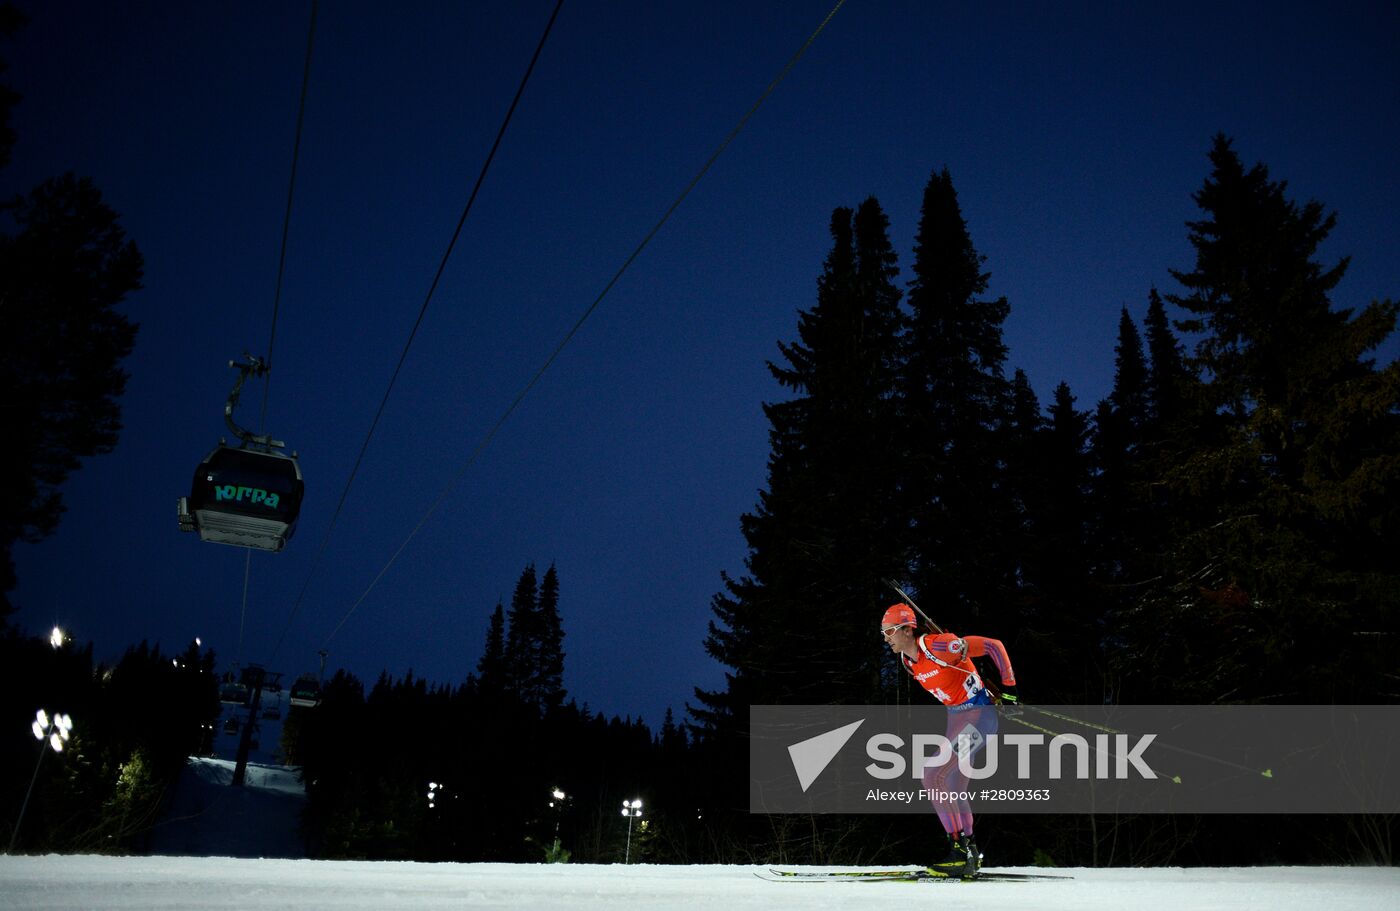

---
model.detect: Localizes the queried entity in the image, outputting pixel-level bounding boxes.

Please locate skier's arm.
[965,635,1016,687]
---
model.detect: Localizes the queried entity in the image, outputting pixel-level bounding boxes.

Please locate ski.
[761,867,926,881]
[758,867,1072,883]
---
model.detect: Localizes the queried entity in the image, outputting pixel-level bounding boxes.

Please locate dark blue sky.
[6,1,1398,727]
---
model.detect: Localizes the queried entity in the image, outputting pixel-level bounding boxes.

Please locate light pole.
[621,798,642,864]
[7,709,73,854]
[427,781,446,810]
[541,787,571,862]
[550,787,567,837]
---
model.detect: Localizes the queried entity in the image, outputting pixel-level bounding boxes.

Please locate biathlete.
[880,603,1018,879]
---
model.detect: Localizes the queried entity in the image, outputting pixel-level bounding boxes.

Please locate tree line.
[0,633,220,853]
[0,565,702,864]
[281,562,712,863]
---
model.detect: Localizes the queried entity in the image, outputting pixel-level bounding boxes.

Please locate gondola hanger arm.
[225,354,285,449]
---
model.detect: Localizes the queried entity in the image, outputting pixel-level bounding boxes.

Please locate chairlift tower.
[231,665,277,787]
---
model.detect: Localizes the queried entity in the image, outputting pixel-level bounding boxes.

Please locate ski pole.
[1022,704,1127,736]
[1018,705,1273,780]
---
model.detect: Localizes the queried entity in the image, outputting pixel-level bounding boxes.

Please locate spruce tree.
[504,564,538,700]
[1008,370,1042,437]
[1132,288,1202,580]
[902,167,1014,626]
[699,197,906,720]
[1142,288,1191,429]
[0,174,142,620]
[1,16,142,622]
[1091,308,1152,583]
[1171,135,1354,434]
[534,563,566,713]
[1033,383,1099,699]
[1109,307,1149,432]
[1002,368,1045,599]
[1041,382,1092,543]
[1124,136,1400,701]
[497,563,566,714]
[476,602,508,697]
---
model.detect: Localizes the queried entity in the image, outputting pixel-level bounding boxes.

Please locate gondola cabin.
[289,676,321,708]
[178,444,304,552]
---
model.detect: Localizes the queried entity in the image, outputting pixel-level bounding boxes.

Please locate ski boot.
[927,833,968,878]
[953,830,981,879]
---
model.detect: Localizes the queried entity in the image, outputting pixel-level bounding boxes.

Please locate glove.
[998,684,1021,715]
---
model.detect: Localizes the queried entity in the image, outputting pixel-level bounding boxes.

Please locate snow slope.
[145,757,307,859]
[143,689,308,859]
[1,857,1396,911]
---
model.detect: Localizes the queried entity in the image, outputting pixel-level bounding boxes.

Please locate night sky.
[6,1,1398,727]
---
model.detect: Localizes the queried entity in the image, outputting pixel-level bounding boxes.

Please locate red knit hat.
[880,603,916,631]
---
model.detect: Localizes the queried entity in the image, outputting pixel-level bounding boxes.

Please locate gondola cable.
[214,0,318,672]
[266,0,567,666]
[258,0,320,435]
[317,0,849,650]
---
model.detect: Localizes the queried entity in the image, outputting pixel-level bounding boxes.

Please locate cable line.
[232,0,318,670]
[267,0,566,665]
[237,552,252,668]
[259,0,320,435]
[320,0,849,648]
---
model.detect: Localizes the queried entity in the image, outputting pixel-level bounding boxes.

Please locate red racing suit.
[899,632,1016,707]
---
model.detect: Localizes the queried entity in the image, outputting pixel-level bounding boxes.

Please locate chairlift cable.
[320,0,849,648]
[266,0,566,665]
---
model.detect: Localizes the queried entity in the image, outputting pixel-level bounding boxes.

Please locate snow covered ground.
[145,757,307,859]
[1,857,1396,911]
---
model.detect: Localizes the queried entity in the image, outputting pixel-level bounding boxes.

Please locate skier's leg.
[921,760,957,835]
[947,705,998,872]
